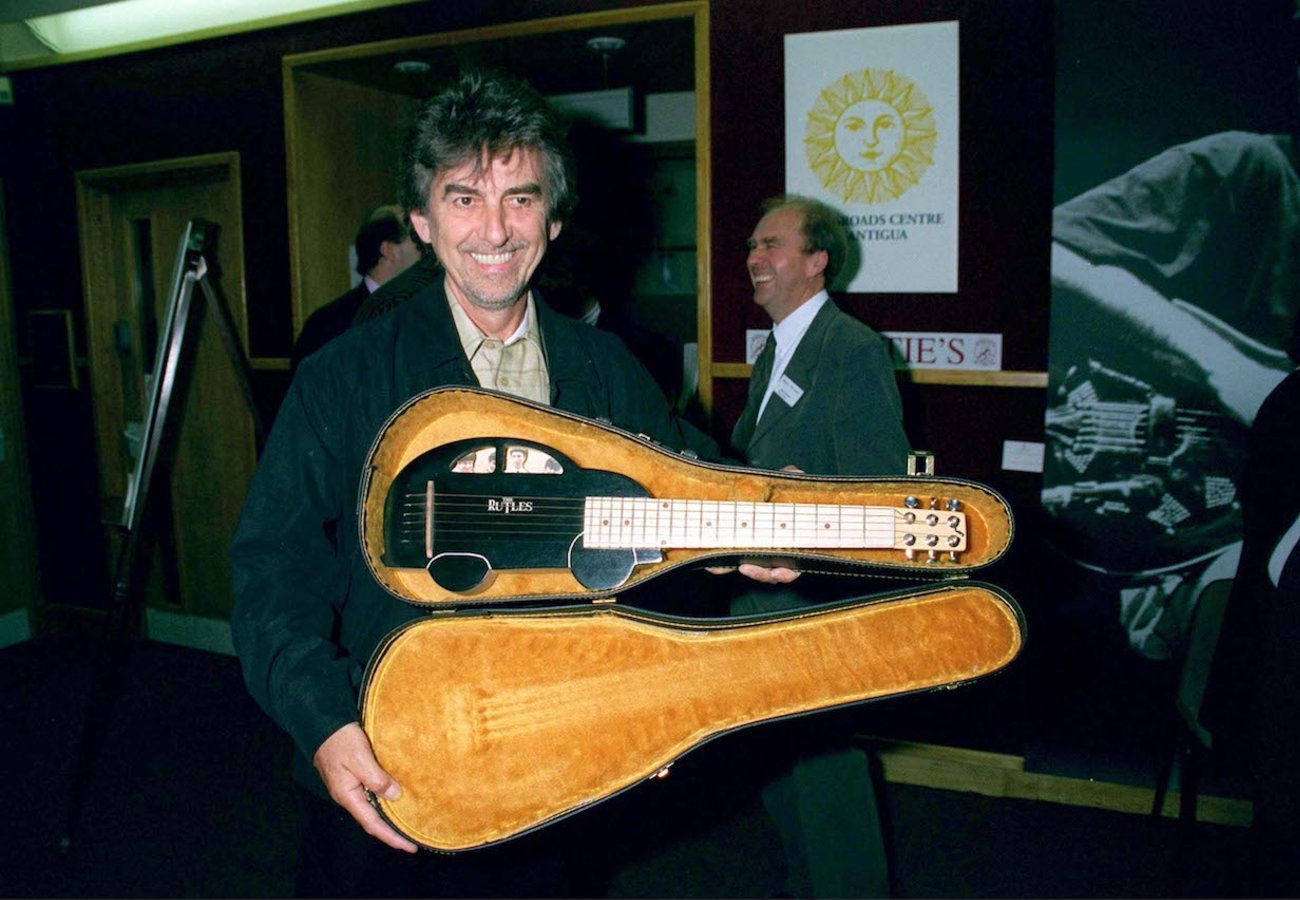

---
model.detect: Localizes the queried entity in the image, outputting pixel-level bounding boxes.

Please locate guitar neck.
[583,497,965,555]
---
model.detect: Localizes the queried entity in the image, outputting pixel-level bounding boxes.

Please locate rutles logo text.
[487,497,533,513]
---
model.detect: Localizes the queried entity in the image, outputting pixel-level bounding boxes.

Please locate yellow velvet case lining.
[362,581,1023,851]
[359,387,1015,606]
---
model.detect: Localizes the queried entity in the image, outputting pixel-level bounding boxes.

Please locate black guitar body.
[381,437,662,592]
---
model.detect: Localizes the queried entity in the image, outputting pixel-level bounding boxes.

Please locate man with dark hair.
[289,204,419,373]
[397,71,577,228]
[769,194,851,288]
[729,193,909,898]
[229,70,780,897]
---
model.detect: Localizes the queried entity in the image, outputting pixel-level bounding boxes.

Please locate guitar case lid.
[361,579,1025,852]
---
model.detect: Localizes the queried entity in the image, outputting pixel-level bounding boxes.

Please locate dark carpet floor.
[0,633,1259,898]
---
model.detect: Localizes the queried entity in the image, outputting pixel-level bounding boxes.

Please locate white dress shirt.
[756,290,830,422]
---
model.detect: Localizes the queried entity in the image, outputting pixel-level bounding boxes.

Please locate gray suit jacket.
[730,298,909,477]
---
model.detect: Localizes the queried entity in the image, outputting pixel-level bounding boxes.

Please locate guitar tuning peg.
[947,498,962,511]
[929,497,939,509]
[948,550,959,563]
[926,550,939,563]
[904,496,920,509]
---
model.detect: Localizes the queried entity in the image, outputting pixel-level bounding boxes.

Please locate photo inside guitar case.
[356,386,1025,851]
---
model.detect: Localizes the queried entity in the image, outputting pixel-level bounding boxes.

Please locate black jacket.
[731,299,908,476]
[229,273,720,791]
[289,282,370,374]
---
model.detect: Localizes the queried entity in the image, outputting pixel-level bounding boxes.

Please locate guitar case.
[359,387,1015,606]
[357,387,1024,851]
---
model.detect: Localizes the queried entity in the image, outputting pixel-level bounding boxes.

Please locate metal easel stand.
[59,220,263,853]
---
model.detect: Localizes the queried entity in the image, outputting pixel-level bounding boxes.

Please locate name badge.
[773,374,804,407]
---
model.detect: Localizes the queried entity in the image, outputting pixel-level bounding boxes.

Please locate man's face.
[409,146,562,313]
[746,206,827,323]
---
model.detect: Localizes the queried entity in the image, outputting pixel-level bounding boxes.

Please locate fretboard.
[582,497,964,553]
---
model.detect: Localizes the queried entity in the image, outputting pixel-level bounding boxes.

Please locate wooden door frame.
[75,152,247,512]
[74,152,252,645]
[0,179,40,645]
[281,1,713,407]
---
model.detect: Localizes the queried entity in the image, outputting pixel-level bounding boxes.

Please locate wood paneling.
[286,71,414,334]
[0,181,40,618]
[76,155,255,620]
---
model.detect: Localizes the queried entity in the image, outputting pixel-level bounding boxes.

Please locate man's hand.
[705,563,801,583]
[706,463,804,584]
[737,562,801,584]
[313,722,418,853]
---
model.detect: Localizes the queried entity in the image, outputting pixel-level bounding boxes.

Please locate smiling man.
[732,194,908,476]
[729,194,909,899]
[411,147,559,318]
[228,70,737,897]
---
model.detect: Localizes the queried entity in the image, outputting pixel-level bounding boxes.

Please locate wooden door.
[0,180,40,643]
[76,154,254,624]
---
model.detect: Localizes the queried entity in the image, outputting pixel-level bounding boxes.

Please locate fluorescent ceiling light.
[24,0,403,56]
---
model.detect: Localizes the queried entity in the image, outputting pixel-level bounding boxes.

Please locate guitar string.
[394,492,922,546]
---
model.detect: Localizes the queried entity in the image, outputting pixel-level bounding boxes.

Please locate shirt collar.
[448,290,540,355]
[770,289,829,352]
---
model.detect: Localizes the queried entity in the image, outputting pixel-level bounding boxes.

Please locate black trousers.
[731,581,893,898]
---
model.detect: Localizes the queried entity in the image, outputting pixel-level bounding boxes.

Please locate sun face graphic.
[806,68,937,204]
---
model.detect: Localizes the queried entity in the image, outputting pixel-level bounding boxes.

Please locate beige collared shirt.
[447,290,550,405]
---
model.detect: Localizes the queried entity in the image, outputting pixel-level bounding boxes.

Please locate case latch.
[907,450,936,477]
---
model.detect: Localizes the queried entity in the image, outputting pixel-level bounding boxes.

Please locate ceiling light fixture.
[19,0,417,60]
[393,59,429,74]
[584,35,626,87]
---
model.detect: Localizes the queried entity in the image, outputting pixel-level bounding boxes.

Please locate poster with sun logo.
[785,21,959,293]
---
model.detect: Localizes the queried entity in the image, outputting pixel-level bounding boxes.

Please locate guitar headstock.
[893,496,966,563]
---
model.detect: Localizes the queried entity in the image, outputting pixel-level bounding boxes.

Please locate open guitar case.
[356,386,1024,852]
